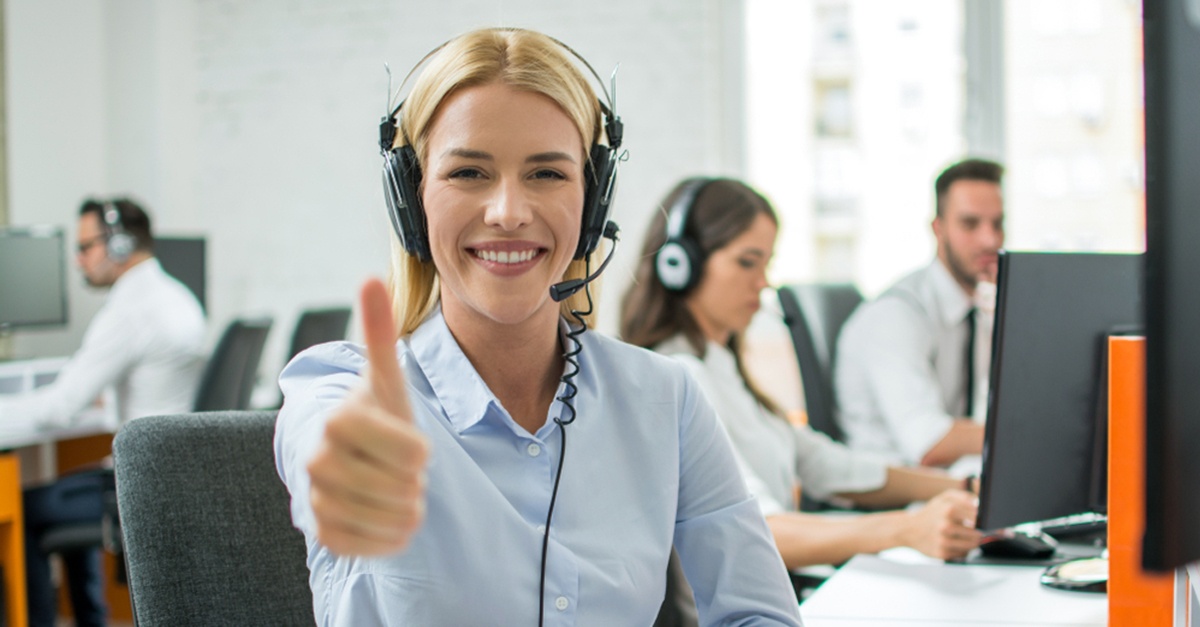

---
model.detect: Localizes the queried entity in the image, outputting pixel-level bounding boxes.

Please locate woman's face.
[421,81,586,330]
[685,212,777,345]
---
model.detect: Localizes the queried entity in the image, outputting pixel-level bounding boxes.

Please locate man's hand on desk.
[898,490,982,561]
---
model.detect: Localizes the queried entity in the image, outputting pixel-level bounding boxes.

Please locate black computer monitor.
[976,251,1141,531]
[0,226,68,330]
[155,236,206,313]
[1142,0,1200,572]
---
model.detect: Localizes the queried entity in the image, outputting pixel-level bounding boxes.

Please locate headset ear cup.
[106,232,134,264]
[654,177,711,292]
[382,146,430,261]
[101,203,134,264]
[577,143,618,259]
[655,237,702,292]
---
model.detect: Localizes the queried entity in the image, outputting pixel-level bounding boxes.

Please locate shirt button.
[527,443,541,457]
[555,596,569,611]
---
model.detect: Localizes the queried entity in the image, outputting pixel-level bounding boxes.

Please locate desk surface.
[0,357,117,449]
[0,411,116,450]
[801,549,1107,626]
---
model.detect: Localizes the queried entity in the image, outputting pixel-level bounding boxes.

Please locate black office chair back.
[288,307,352,361]
[192,318,272,412]
[776,284,864,443]
[113,411,314,626]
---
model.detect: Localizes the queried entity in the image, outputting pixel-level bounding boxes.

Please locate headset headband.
[378,28,623,155]
[664,178,709,242]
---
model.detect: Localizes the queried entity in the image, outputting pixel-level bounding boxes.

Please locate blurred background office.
[0,0,1143,408]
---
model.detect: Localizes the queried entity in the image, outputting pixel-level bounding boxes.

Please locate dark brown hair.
[79,197,154,252]
[934,158,1004,217]
[619,177,782,416]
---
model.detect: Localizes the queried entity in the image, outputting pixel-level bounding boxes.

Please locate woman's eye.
[738,258,758,270]
[449,167,485,180]
[531,169,566,181]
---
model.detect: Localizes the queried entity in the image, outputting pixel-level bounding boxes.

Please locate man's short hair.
[934,158,1004,217]
[79,197,154,252]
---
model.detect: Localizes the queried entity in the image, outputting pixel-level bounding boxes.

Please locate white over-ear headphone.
[101,201,135,264]
[655,178,710,292]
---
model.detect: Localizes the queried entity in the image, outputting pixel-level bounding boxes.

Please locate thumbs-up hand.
[306,278,430,556]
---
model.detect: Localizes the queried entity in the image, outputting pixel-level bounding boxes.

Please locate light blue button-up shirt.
[275,309,802,626]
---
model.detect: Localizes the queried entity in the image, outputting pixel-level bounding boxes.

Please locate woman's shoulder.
[280,340,370,382]
[582,331,693,387]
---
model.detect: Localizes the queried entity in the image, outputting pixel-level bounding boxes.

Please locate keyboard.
[1031,512,1108,539]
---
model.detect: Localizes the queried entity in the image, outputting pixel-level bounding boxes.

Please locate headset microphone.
[549,221,620,302]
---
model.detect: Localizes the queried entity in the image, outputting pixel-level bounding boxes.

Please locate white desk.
[0,357,121,627]
[801,549,1107,626]
[0,357,118,450]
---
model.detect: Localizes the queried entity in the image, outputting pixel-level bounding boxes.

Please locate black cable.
[537,255,597,626]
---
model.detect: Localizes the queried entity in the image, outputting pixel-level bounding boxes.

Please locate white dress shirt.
[0,258,206,431]
[834,260,992,464]
[656,335,887,516]
[274,308,803,626]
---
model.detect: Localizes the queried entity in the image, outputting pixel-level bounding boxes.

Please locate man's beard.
[942,240,983,289]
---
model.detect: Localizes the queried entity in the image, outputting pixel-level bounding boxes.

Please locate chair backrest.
[288,307,352,362]
[192,317,272,412]
[113,411,314,626]
[776,283,864,442]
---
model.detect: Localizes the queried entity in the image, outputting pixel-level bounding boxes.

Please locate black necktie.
[964,307,977,418]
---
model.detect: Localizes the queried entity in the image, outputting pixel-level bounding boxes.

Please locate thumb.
[360,277,411,420]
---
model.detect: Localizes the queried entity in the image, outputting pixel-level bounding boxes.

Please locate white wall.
[7,0,110,358]
[7,0,747,394]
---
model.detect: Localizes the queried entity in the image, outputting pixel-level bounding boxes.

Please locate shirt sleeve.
[838,296,955,464]
[274,343,368,537]
[667,353,790,518]
[671,373,803,626]
[0,302,143,432]
[790,424,887,500]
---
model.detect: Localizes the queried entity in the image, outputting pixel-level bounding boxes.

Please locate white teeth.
[476,249,536,264]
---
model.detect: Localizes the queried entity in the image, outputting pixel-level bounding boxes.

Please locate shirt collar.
[408,307,498,433]
[929,259,974,323]
[407,307,573,436]
[657,334,738,376]
[109,257,160,299]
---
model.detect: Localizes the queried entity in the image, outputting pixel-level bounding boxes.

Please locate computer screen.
[155,236,206,313]
[976,251,1141,531]
[1142,0,1200,572]
[0,226,68,330]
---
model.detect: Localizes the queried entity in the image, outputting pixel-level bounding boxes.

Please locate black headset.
[377,32,623,263]
[655,177,711,292]
[101,200,135,264]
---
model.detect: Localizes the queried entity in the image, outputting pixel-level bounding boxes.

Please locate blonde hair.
[387,27,608,335]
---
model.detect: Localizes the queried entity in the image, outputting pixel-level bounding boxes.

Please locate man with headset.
[0,198,206,627]
[834,158,1004,469]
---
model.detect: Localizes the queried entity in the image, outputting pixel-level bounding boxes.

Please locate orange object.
[0,453,28,627]
[1108,336,1173,625]
[54,434,131,622]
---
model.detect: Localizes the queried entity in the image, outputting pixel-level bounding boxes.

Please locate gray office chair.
[36,318,274,598]
[113,410,314,626]
[192,317,272,412]
[776,283,864,443]
[272,307,352,408]
[287,307,352,362]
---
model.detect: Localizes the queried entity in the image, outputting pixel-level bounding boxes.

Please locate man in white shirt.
[835,159,1004,467]
[1,198,207,627]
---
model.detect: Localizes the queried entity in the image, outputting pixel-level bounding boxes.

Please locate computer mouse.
[978,530,1058,559]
